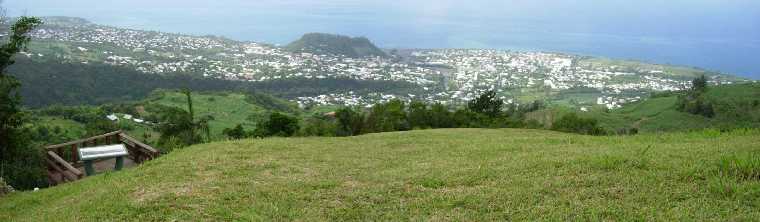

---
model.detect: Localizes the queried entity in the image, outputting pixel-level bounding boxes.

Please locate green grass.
[34,117,87,139]
[145,91,281,139]
[533,83,760,133]
[2,128,759,221]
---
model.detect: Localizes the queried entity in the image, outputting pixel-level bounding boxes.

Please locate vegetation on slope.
[528,82,760,133]
[1,129,759,220]
[285,33,387,58]
[8,57,420,108]
[0,16,47,190]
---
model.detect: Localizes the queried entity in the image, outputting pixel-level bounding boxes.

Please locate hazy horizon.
[5,0,760,79]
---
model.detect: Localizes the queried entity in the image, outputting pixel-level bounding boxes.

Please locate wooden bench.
[78,144,129,176]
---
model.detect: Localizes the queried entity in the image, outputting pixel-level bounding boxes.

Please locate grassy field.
[2,128,759,221]
[143,91,302,140]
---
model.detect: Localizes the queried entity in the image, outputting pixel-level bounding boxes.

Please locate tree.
[154,89,213,150]
[428,103,455,128]
[407,101,430,129]
[335,107,364,136]
[223,124,247,140]
[677,75,715,118]
[0,16,44,189]
[691,75,708,93]
[299,114,336,137]
[364,99,409,133]
[467,90,503,118]
[256,112,299,137]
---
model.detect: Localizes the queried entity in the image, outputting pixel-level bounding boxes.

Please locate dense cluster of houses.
[24,17,748,109]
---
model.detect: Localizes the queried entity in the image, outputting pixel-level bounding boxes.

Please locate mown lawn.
[1,128,759,221]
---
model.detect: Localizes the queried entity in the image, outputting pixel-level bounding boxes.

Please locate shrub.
[552,113,607,135]
[467,90,503,118]
[676,75,715,118]
[363,99,409,133]
[299,116,336,137]
[256,112,299,137]
[616,127,639,135]
[0,177,15,196]
[428,103,455,128]
[335,107,365,136]
[407,101,430,129]
[677,94,715,118]
[716,154,760,182]
[223,124,247,139]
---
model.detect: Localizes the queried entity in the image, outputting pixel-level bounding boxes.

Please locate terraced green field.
[2,128,759,221]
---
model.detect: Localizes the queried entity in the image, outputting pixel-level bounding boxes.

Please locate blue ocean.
[7,0,760,79]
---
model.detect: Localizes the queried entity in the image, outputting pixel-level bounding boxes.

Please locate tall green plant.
[0,16,44,189]
[155,89,213,150]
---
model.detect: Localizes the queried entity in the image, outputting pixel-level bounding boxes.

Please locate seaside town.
[20,17,747,110]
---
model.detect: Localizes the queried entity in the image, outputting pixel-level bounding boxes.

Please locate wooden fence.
[44,131,160,185]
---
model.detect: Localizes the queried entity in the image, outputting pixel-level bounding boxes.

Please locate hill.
[1,128,759,220]
[527,83,760,133]
[285,33,387,58]
[8,57,421,108]
[27,90,302,147]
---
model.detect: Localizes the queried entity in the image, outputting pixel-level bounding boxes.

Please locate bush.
[677,94,715,118]
[467,90,503,118]
[256,112,299,137]
[0,177,15,196]
[335,107,365,136]
[223,124,247,140]
[716,153,760,182]
[0,130,48,190]
[299,115,337,137]
[363,99,409,133]
[407,101,430,129]
[552,113,607,135]
[676,75,715,118]
[616,127,639,135]
[428,103,455,128]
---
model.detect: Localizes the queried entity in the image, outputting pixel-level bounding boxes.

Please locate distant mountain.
[285,33,387,58]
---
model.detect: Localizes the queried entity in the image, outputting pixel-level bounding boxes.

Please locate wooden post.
[56,147,63,160]
[71,144,78,163]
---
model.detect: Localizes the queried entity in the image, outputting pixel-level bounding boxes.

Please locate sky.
[4,0,760,78]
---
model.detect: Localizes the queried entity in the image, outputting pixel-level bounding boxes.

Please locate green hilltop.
[285,33,388,58]
[524,82,760,133]
[2,128,759,220]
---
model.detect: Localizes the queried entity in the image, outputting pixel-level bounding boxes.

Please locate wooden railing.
[44,131,160,185]
[46,151,84,183]
[119,133,160,164]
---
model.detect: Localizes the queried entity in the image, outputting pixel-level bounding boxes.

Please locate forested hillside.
[8,57,421,107]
